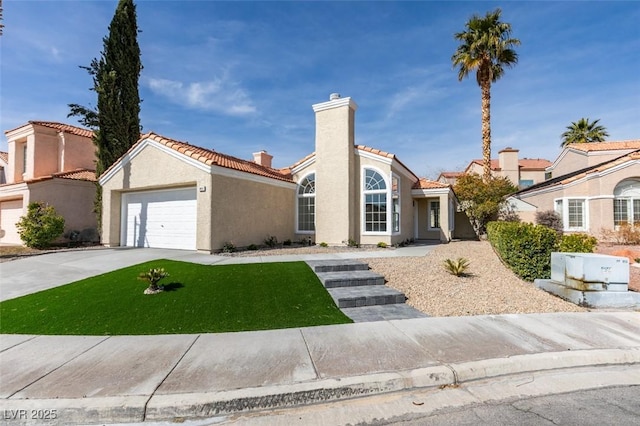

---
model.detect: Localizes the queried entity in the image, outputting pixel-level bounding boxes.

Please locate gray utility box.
[551,252,629,292]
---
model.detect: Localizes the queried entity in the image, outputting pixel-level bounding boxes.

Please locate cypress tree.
[69,0,142,227]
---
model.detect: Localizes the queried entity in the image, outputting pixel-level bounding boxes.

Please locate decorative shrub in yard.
[16,202,65,249]
[558,233,597,253]
[535,210,563,236]
[487,221,599,282]
[443,258,470,277]
[487,221,558,281]
[138,267,170,294]
[377,242,388,248]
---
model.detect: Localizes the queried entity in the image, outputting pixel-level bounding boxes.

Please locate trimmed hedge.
[487,221,598,282]
[487,221,558,281]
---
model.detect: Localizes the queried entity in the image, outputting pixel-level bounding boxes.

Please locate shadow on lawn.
[162,282,184,292]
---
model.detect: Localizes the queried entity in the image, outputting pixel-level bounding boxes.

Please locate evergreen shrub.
[486,221,558,281]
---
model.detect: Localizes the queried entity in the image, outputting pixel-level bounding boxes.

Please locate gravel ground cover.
[363,241,587,317]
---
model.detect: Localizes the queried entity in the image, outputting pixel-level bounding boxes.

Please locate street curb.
[2,349,639,425]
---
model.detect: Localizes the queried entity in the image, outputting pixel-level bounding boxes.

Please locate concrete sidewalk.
[1,248,640,424]
[1,312,639,425]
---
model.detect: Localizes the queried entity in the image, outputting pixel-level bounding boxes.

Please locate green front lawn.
[0,260,352,335]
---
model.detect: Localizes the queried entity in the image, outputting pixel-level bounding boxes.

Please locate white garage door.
[0,200,24,245]
[122,187,197,250]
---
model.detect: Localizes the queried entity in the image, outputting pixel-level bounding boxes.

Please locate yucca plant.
[138,268,170,294]
[443,258,470,277]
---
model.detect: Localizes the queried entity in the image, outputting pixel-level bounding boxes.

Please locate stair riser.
[336,294,406,308]
[312,264,369,273]
[322,278,385,288]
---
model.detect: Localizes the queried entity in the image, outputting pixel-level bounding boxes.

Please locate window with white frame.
[392,175,400,233]
[364,169,387,232]
[297,173,315,232]
[613,179,640,226]
[567,199,584,228]
[428,200,440,229]
[555,198,587,231]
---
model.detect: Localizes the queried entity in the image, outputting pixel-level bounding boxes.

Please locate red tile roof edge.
[103,132,294,183]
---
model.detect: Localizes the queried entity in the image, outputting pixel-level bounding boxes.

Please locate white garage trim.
[121,187,197,250]
[0,199,24,245]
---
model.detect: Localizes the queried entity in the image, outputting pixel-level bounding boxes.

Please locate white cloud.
[146,75,256,117]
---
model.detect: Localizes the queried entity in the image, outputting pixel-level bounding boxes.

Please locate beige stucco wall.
[413,193,453,242]
[209,173,295,250]
[519,169,546,185]
[101,143,213,250]
[314,98,357,245]
[60,133,96,172]
[29,179,98,236]
[101,142,296,252]
[548,151,587,179]
[516,163,640,235]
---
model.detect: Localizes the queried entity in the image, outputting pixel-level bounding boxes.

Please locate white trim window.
[428,200,441,230]
[297,173,315,232]
[555,198,587,231]
[613,179,640,226]
[363,169,387,233]
[392,175,400,233]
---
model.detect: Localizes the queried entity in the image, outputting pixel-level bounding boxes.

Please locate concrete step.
[317,270,385,288]
[341,304,429,322]
[327,285,406,308]
[306,259,369,273]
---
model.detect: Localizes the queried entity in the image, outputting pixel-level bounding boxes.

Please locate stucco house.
[0,121,98,245]
[509,140,640,236]
[99,94,463,252]
[439,148,552,189]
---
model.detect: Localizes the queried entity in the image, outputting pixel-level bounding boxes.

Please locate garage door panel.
[123,188,197,250]
[0,200,24,244]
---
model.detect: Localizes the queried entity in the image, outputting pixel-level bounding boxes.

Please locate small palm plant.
[444,258,470,277]
[138,268,170,294]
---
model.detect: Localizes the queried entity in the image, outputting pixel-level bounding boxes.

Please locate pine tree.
[68,0,142,226]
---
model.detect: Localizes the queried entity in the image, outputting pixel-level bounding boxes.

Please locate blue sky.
[1,1,638,177]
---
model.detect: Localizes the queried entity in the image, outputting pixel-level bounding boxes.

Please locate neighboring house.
[99,94,468,252]
[509,140,640,236]
[0,121,98,245]
[439,148,552,189]
[0,151,8,184]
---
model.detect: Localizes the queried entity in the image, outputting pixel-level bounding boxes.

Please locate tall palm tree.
[561,118,609,147]
[452,9,520,181]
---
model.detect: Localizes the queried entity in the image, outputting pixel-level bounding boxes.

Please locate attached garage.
[121,187,197,250]
[0,199,24,245]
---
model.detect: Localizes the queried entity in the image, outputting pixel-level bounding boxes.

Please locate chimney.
[312,93,358,244]
[498,147,519,186]
[252,150,273,168]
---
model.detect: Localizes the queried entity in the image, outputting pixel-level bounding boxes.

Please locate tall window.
[567,199,585,228]
[297,173,315,232]
[392,175,400,233]
[22,144,28,174]
[364,169,387,232]
[613,179,640,226]
[429,200,440,229]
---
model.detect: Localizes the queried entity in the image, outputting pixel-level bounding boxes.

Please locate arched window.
[363,169,387,232]
[297,173,315,232]
[613,179,640,226]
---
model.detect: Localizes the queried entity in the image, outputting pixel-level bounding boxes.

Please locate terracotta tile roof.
[356,145,418,180]
[0,151,8,164]
[438,171,463,178]
[412,178,450,190]
[469,158,551,171]
[23,168,97,184]
[137,132,293,183]
[286,151,316,172]
[515,150,640,196]
[4,121,94,139]
[567,140,640,152]
[356,145,395,159]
